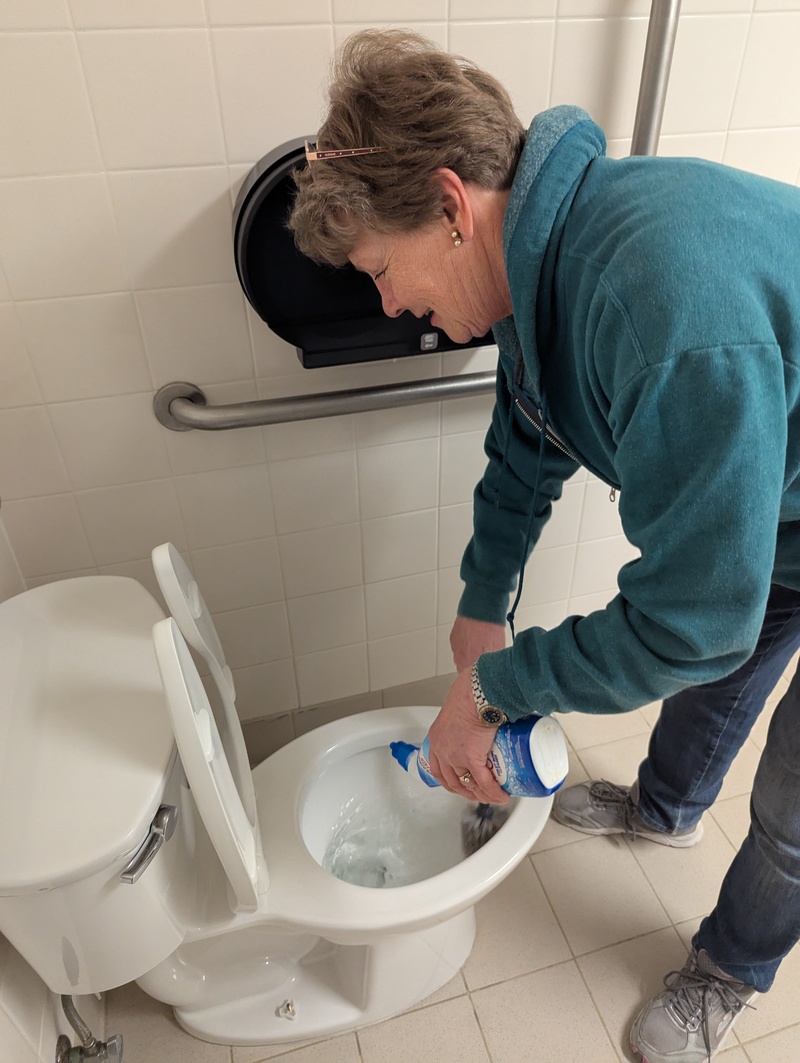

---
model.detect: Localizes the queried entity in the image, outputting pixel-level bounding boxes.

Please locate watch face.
[480,707,506,725]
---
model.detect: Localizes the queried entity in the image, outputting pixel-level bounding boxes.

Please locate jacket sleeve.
[457,350,580,626]
[477,344,787,718]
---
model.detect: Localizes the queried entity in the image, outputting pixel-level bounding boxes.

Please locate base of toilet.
[166,908,475,1046]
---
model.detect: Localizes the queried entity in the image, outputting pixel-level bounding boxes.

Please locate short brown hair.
[288,29,525,267]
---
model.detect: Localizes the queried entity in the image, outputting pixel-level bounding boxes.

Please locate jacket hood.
[498,106,606,396]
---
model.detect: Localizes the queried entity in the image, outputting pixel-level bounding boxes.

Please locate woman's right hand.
[449,615,506,673]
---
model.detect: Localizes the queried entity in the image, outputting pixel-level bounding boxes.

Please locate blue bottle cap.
[389,740,419,772]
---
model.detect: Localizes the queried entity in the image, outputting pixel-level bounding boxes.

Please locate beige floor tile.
[462,857,570,990]
[356,995,490,1063]
[240,1034,359,1063]
[106,982,231,1063]
[472,960,618,1063]
[749,697,778,752]
[735,942,800,1043]
[577,927,689,1053]
[744,1023,800,1063]
[233,1034,327,1061]
[531,746,590,854]
[625,817,737,925]
[576,732,651,787]
[532,835,670,955]
[556,706,650,752]
[709,793,751,851]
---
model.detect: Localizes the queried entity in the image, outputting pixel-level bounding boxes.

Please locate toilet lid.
[151,542,256,827]
[153,617,261,912]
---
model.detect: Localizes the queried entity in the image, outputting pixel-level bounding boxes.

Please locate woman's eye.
[373,268,387,282]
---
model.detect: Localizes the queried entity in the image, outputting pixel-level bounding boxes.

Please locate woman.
[290,29,800,1063]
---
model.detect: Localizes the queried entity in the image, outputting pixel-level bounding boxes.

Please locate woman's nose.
[380,289,404,318]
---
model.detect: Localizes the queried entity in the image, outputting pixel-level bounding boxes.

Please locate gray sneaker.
[551,780,704,847]
[630,948,757,1062]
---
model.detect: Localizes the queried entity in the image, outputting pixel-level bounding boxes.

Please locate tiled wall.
[1,2,799,1058]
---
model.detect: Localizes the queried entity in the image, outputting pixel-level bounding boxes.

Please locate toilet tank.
[0,577,194,994]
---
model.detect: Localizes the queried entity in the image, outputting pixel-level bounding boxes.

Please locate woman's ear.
[433,168,474,242]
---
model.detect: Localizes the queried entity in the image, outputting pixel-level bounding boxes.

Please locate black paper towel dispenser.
[232,137,493,370]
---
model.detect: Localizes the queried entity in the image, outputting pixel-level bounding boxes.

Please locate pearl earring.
[451,229,462,247]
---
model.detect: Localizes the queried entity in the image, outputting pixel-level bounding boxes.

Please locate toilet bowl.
[0,544,554,1047]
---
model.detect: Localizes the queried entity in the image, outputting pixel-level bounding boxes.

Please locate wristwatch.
[471,662,508,727]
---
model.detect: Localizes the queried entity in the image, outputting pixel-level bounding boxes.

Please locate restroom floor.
[106,664,800,1063]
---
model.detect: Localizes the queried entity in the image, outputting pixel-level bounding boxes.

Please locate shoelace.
[663,965,756,1061]
[588,780,641,838]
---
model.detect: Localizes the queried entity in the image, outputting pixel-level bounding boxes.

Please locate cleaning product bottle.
[390,714,569,798]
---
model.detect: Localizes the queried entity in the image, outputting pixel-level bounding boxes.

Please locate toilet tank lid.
[0,577,175,894]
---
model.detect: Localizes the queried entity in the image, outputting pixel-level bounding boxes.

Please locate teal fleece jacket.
[461,106,800,719]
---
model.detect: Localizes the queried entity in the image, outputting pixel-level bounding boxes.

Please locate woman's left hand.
[425,668,510,804]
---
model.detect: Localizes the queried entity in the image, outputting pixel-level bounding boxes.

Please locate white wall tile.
[552,18,649,141]
[0,263,10,301]
[278,523,363,598]
[355,402,440,447]
[0,175,128,300]
[448,20,555,125]
[365,571,437,639]
[578,478,624,541]
[513,597,568,633]
[451,0,554,17]
[571,535,639,597]
[212,26,334,163]
[208,0,331,24]
[0,305,41,409]
[233,659,298,720]
[2,494,95,577]
[438,502,472,569]
[287,586,366,654]
[78,31,225,170]
[264,414,355,463]
[518,542,576,607]
[660,15,751,136]
[358,438,439,520]
[163,381,267,477]
[295,642,369,706]
[76,479,188,564]
[0,406,71,499]
[16,293,151,403]
[538,478,586,549]
[184,539,283,612]
[70,0,205,27]
[212,601,291,667]
[48,392,171,490]
[0,1,69,29]
[175,465,276,548]
[269,451,358,534]
[368,627,437,690]
[333,21,447,48]
[440,393,493,435]
[657,131,727,161]
[0,33,100,177]
[723,128,800,183]
[107,167,237,289]
[362,509,437,582]
[440,430,488,506]
[437,564,464,625]
[335,0,447,21]
[730,13,800,129]
[136,283,254,388]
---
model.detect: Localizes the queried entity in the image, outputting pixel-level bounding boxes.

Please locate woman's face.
[347,216,499,346]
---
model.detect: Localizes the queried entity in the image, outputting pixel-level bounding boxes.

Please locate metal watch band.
[470,662,508,727]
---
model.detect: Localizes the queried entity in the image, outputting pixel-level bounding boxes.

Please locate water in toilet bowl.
[321,746,465,888]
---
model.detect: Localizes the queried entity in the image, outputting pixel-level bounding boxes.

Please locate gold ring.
[459,772,473,786]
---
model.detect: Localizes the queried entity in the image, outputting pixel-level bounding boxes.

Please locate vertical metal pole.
[630,0,683,157]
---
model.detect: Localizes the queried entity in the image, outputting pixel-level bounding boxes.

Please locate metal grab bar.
[631,0,682,156]
[154,372,497,431]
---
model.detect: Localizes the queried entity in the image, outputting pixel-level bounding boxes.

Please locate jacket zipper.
[514,396,576,461]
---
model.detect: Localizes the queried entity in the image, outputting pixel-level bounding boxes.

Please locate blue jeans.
[635,583,800,992]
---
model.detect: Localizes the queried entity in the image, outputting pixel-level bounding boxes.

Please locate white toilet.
[0,543,554,1047]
